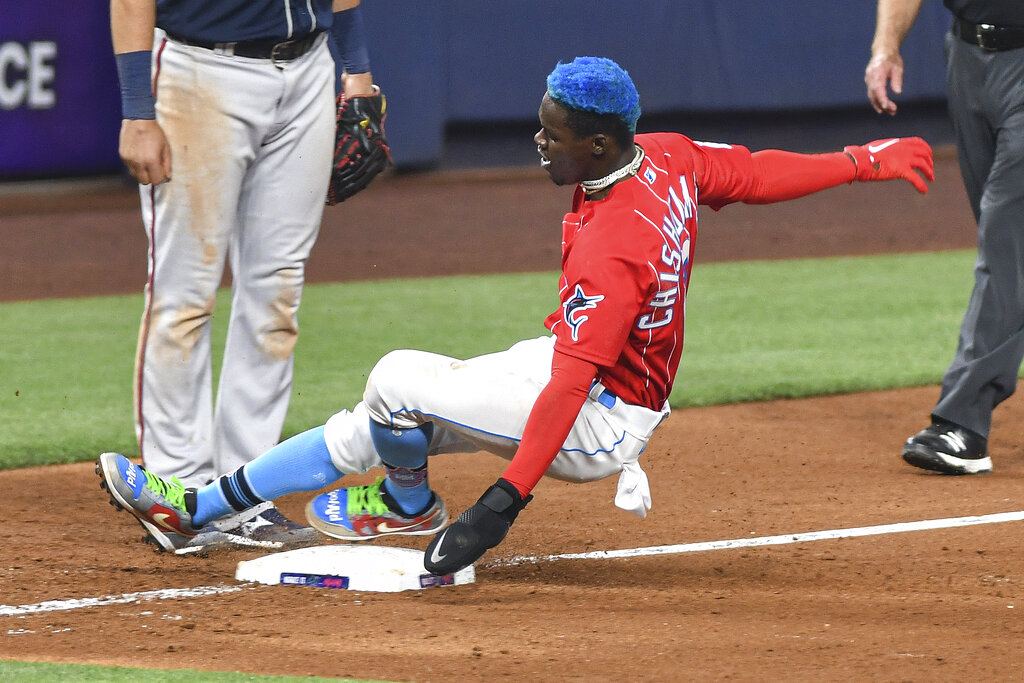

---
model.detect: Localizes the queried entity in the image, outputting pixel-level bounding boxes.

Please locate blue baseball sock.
[193,426,343,526]
[368,420,433,515]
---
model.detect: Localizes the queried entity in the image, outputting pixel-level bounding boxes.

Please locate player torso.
[545,133,702,410]
[156,0,333,43]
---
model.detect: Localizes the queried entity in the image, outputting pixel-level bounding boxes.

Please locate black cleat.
[902,419,991,475]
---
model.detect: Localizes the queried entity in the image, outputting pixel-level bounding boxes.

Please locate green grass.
[674,250,973,405]
[0,251,977,470]
[0,273,557,469]
[0,660,387,682]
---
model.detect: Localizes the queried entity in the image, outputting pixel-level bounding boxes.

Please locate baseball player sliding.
[97,57,933,576]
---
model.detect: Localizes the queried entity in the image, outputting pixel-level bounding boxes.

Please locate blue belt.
[598,388,617,409]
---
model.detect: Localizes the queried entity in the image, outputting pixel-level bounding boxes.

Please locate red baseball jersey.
[544,132,757,411]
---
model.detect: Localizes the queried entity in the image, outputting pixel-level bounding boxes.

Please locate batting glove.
[423,478,531,575]
[844,137,934,194]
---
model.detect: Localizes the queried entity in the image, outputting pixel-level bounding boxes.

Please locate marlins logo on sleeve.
[562,284,605,341]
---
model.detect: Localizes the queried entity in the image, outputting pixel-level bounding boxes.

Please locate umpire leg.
[933,36,1024,437]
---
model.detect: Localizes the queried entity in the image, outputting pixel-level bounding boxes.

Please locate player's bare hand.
[341,71,375,98]
[844,137,934,194]
[119,119,172,186]
[865,52,903,116]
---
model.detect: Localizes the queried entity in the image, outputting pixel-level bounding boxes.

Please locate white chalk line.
[1,584,249,617]
[484,509,1024,567]
[4,510,1022,616]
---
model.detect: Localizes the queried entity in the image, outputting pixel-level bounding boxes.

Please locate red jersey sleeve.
[548,217,652,367]
[554,261,648,366]
[501,349,597,497]
[744,149,857,203]
[684,139,758,211]
[679,135,857,209]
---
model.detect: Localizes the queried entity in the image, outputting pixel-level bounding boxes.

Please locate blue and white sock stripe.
[219,466,266,512]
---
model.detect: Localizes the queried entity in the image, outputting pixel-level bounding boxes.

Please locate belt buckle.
[270,39,296,61]
[213,41,237,57]
[975,23,999,51]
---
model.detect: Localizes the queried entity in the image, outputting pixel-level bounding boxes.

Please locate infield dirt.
[4,150,1024,682]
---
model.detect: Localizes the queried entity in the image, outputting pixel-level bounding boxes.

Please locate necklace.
[579,145,645,195]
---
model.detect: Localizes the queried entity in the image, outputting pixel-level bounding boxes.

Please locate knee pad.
[369,419,434,469]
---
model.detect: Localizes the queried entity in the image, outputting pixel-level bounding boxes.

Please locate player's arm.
[111,0,171,185]
[325,0,391,205]
[503,350,598,496]
[866,0,926,115]
[424,350,598,575]
[738,137,934,203]
[331,0,374,96]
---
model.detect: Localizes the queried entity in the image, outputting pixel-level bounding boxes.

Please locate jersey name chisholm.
[639,175,692,330]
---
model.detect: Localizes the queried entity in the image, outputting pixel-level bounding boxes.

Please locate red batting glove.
[843,137,934,194]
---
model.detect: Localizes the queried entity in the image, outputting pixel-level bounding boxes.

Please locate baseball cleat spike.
[94,452,198,552]
[142,532,165,550]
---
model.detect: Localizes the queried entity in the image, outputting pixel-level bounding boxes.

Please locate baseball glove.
[326,85,392,205]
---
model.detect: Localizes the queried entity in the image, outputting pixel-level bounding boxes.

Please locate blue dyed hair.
[546,57,641,133]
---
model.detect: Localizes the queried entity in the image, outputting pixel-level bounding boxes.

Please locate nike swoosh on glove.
[423,478,531,575]
[843,137,934,193]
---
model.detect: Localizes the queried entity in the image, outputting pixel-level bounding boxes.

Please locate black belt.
[953,19,1024,52]
[167,30,323,61]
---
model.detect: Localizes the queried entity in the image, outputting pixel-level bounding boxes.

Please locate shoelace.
[346,476,390,516]
[144,470,188,512]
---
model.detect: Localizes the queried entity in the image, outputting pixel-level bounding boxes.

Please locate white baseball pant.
[136,33,335,486]
[322,335,670,517]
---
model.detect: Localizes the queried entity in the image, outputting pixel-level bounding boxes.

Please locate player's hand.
[119,119,172,186]
[844,137,934,194]
[865,52,903,116]
[341,71,374,98]
[423,478,531,575]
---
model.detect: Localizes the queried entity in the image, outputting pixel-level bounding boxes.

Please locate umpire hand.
[865,51,904,116]
[424,478,531,575]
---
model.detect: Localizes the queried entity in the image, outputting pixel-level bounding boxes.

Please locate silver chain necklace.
[579,145,645,195]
